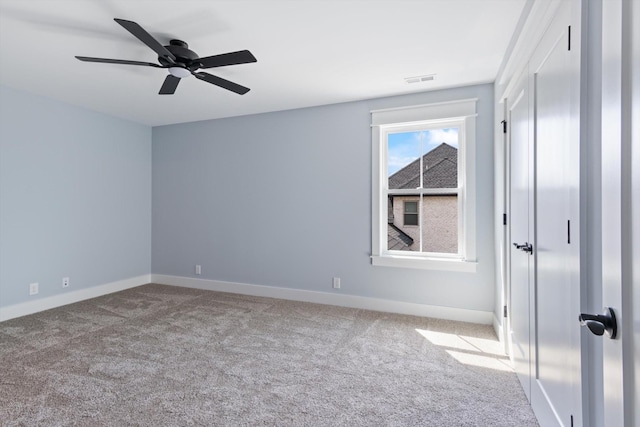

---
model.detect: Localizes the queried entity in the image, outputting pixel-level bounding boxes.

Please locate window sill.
[370,255,477,272]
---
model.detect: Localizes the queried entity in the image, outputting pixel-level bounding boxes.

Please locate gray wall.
[0,85,152,307]
[152,84,495,312]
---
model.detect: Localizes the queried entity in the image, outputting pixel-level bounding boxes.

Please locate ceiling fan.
[76,18,257,95]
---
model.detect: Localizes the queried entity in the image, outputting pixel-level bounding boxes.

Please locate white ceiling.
[0,0,526,126]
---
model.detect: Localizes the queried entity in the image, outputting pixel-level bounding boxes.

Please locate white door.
[507,70,533,400]
[598,0,638,425]
[529,3,582,425]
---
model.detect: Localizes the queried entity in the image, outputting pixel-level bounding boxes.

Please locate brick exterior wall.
[391,195,458,253]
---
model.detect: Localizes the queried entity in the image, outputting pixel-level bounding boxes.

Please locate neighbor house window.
[403,201,419,226]
[371,99,477,271]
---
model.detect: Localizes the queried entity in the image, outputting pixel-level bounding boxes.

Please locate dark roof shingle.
[389,143,457,189]
[387,224,414,250]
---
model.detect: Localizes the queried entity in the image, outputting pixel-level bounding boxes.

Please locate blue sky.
[387,128,458,177]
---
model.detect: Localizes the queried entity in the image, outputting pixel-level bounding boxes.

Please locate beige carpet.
[0,284,538,426]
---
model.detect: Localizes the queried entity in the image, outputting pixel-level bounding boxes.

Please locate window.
[403,201,418,226]
[371,99,477,271]
[388,125,460,253]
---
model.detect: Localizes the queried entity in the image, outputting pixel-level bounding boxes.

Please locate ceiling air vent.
[405,74,436,84]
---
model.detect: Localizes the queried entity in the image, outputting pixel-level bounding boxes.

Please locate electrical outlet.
[332,277,341,289]
[29,282,39,295]
[62,277,70,288]
[195,264,202,275]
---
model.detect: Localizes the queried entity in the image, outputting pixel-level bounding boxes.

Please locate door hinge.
[503,305,508,318]
[503,213,507,225]
[567,219,571,244]
[568,26,571,50]
[501,120,507,134]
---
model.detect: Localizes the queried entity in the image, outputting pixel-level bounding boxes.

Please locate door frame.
[578,0,605,425]
[631,0,640,422]
[599,0,639,425]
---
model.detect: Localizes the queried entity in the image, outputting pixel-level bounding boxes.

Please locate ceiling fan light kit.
[75,18,256,95]
[168,66,191,79]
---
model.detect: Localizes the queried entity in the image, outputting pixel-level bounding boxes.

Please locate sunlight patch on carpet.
[415,329,513,372]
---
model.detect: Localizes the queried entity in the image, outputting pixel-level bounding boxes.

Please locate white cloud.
[389,155,417,169]
[388,156,418,176]
[425,128,458,147]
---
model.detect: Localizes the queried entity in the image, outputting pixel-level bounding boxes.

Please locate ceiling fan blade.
[197,50,257,69]
[193,72,250,95]
[75,56,163,68]
[114,18,176,63]
[159,75,181,95]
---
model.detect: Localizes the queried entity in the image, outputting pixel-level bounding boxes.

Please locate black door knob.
[579,307,617,339]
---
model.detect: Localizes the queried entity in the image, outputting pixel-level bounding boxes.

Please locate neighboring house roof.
[388,143,457,189]
[387,224,414,250]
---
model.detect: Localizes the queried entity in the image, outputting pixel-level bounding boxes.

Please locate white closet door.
[529,2,582,425]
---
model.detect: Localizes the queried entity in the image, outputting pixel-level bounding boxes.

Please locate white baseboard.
[493,314,503,338]
[0,274,151,322]
[152,274,493,325]
[493,314,509,354]
[1,273,494,325]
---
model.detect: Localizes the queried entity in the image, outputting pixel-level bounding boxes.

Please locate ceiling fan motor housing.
[160,40,200,69]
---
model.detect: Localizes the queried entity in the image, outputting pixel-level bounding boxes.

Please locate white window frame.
[371,99,478,272]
